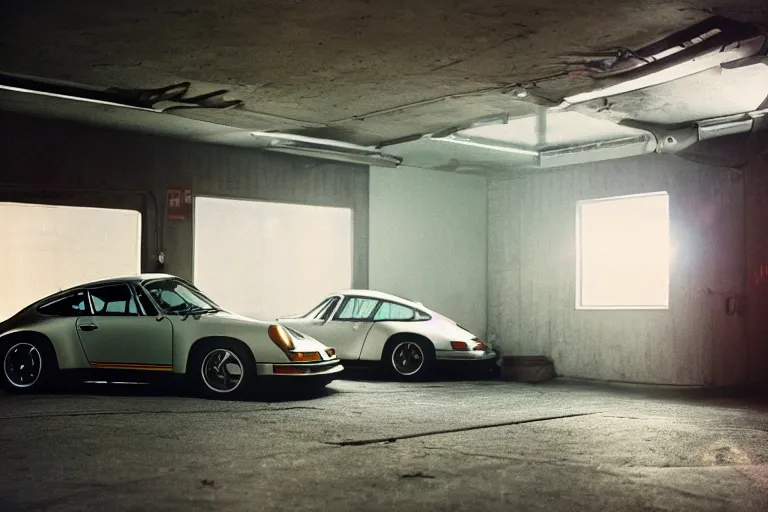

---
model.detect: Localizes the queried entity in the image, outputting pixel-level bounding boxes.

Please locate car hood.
[192,311,331,352]
[206,310,271,325]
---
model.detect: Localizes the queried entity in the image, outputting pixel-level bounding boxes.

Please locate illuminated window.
[576,192,670,309]
[0,202,142,322]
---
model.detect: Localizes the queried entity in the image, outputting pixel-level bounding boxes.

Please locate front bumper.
[435,349,498,362]
[256,359,344,377]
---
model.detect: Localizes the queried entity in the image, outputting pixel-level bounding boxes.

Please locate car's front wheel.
[189,341,256,399]
[385,338,435,381]
[1,337,58,394]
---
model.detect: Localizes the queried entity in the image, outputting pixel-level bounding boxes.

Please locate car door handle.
[79,324,98,332]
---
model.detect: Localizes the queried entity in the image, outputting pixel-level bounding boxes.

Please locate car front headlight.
[268,324,295,352]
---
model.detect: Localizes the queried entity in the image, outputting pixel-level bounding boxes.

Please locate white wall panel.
[369,166,487,338]
[193,197,353,321]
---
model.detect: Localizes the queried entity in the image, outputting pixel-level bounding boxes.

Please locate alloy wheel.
[391,341,425,376]
[3,343,42,389]
[201,349,244,393]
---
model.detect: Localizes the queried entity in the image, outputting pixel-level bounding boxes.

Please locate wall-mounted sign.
[167,188,192,220]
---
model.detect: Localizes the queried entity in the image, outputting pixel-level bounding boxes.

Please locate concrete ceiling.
[2,1,768,171]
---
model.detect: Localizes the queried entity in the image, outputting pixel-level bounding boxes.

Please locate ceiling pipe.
[560,16,767,108]
[620,106,768,154]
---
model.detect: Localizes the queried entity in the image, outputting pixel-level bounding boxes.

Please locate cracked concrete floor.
[1,379,767,511]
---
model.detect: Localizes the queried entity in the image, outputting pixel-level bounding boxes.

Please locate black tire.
[1,337,59,394]
[187,340,256,399]
[384,337,435,381]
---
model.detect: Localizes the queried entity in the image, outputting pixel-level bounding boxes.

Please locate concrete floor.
[1,377,767,511]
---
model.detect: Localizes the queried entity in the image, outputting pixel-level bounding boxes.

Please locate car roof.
[335,289,429,311]
[79,273,177,287]
[32,274,182,306]
[62,273,180,289]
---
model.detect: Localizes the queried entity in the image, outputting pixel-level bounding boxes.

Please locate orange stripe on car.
[90,362,173,372]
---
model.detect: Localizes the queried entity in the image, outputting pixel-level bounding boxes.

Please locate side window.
[147,288,186,311]
[336,298,379,321]
[374,302,416,321]
[317,297,340,321]
[38,292,88,317]
[414,310,431,320]
[89,285,138,317]
[303,298,332,319]
[134,286,159,316]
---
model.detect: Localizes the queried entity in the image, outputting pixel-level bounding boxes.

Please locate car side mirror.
[156,314,165,322]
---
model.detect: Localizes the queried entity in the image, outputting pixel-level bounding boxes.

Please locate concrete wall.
[369,166,487,338]
[745,149,768,388]
[488,154,749,386]
[0,112,369,289]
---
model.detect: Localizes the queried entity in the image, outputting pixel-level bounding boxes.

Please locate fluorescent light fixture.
[432,133,656,168]
[263,146,401,167]
[430,113,510,139]
[250,131,377,152]
[696,106,768,141]
[538,135,657,167]
[431,134,540,157]
[250,131,402,168]
[698,119,755,140]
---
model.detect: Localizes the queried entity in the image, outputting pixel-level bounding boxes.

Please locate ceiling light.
[430,113,509,139]
[249,131,402,168]
[433,133,657,168]
[433,134,539,157]
[537,135,657,167]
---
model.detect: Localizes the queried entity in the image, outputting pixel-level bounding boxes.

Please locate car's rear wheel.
[385,338,435,381]
[1,338,58,394]
[189,341,256,399]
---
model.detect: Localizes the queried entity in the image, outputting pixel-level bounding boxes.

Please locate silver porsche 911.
[0,274,342,397]
[279,290,497,380]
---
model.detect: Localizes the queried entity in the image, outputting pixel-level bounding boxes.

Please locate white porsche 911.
[278,290,497,380]
[0,274,342,397]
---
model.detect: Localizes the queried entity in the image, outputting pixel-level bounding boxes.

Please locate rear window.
[38,292,88,317]
[374,302,416,321]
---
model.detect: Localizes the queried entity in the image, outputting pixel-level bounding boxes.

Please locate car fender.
[168,313,333,373]
[358,317,479,361]
[358,322,434,361]
[168,316,287,373]
[0,318,91,370]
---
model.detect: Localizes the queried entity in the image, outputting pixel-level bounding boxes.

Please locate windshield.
[142,279,219,314]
